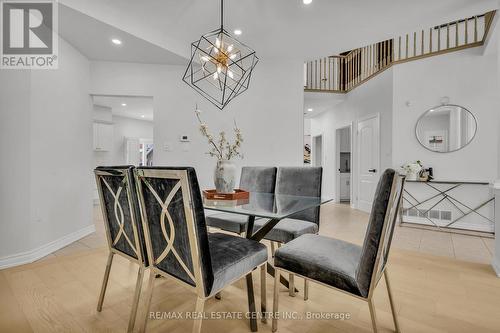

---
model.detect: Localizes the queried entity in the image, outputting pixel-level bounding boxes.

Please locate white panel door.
[357,115,380,212]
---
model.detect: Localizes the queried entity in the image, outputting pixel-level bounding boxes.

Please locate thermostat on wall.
[179,135,190,142]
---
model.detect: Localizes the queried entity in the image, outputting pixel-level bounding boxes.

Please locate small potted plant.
[401,160,423,181]
[195,107,243,193]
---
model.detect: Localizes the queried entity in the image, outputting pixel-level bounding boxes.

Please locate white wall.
[304,118,311,136]
[310,69,394,202]
[0,71,31,258]
[393,48,499,182]
[0,37,94,265]
[29,38,93,250]
[93,104,112,122]
[90,59,304,189]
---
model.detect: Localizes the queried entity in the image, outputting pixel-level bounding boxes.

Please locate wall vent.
[403,208,452,221]
[429,210,440,219]
[440,211,452,221]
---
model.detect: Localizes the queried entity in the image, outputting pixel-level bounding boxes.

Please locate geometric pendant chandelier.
[182,0,259,110]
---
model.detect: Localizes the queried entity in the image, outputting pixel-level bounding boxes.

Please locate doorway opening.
[335,126,352,204]
[90,94,154,201]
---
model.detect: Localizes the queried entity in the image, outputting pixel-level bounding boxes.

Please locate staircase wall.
[392,47,498,182]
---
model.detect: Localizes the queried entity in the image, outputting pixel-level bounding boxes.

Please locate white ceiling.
[60,0,498,60]
[92,96,154,121]
[304,92,346,118]
[59,4,187,64]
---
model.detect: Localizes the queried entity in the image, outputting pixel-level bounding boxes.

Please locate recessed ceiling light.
[307,108,313,112]
[111,38,122,45]
[234,29,242,36]
[141,115,145,118]
[121,103,127,106]
[303,0,312,4]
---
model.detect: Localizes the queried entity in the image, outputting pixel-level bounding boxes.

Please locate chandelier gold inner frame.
[182,0,259,110]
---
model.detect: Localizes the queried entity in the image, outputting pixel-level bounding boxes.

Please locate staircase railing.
[304,11,495,93]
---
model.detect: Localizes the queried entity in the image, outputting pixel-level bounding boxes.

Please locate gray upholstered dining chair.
[134,167,268,333]
[206,166,277,236]
[272,169,405,333]
[94,166,148,333]
[253,166,322,299]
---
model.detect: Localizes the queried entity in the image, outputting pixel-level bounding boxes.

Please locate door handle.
[368,169,377,173]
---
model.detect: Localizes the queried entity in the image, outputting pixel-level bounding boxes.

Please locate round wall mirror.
[415,104,477,153]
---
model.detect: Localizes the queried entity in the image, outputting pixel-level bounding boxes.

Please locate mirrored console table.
[400,180,495,237]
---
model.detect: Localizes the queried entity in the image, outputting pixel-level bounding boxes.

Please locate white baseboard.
[0,224,96,270]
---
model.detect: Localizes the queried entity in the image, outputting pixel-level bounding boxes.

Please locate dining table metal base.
[243,216,298,332]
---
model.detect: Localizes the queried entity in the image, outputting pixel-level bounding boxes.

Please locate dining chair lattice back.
[94,166,148,333]
[135,167,268,333]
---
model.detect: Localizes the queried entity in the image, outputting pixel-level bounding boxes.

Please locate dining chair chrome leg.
[97,252,114,312]
[288,274,295,297]
[272,269,280,332]
[260,264,267,323]
[271,241,276,257]
[303,279,309,301]
[368,298,379,333]
[193,296,205,333]
[384,269,401,332]
[139,271,156,333]
[127,265,145,333]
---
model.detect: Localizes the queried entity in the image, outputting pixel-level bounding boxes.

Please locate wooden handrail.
[305,10,495,93]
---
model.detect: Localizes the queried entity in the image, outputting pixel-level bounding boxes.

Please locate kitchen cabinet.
[93,122,113,152]
[340,173,350,200]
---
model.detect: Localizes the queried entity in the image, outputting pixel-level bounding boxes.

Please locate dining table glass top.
[203,191,332,220]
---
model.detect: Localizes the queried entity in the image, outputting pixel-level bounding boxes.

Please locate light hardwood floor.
[1,203,500,332]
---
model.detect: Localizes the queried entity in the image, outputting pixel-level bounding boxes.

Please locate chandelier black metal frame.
[182,0,259,110]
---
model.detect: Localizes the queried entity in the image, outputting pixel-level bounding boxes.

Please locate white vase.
[214,160,236,194]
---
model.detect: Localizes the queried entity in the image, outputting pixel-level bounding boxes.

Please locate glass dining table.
[203,192,331,331]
